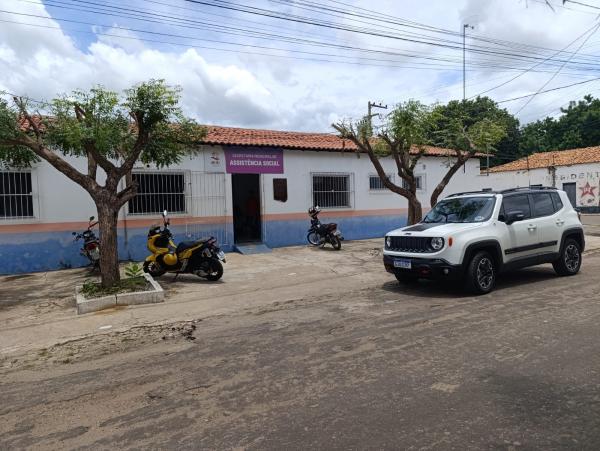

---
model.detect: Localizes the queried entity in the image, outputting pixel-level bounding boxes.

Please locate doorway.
[562,182,576,208]
[232,173,262,243]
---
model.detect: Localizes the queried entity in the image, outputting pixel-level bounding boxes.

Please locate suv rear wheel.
[553,238,582,276]
[465,251,496,294]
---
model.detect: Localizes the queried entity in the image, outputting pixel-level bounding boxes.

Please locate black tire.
[205,259,224,281]
[465,251,496,294]
[552,238,582,276]
[143,260,166,278]
[307,232,320,246]
[331,235,342,250]
[395,272,418,284]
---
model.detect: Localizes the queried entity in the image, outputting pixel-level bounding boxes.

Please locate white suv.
[383,188,584,294]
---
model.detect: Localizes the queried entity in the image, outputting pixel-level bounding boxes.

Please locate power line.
[7,5,600,76]
[564,0,600,10]
[0,90,45,104]
[497,76,600,103]
[8,17,567,74]
[515,20,600,114]
[469,21,600,98]
[178,0,600,67]
[25,0,600,74]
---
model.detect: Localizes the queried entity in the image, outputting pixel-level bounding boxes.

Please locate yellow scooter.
[143,210,225,281]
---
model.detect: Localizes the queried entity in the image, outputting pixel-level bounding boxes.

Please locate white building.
[0,126,483,274]
[478,146,600,211]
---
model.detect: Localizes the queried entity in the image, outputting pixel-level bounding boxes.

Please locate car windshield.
[423,196,496,223]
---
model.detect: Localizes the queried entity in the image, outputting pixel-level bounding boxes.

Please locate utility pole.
[367,101,388,133]
[463,23,474,100]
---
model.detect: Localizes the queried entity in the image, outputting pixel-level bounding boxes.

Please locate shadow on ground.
[381,265,560,299]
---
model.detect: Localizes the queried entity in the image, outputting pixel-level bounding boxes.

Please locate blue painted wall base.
[0,214,406,275]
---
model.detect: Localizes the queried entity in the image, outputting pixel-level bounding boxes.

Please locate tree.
[0,80,205,288]
[519,95,600,155]
[428,97,520,167]
[333,100,506,225]
[333,101,433,225]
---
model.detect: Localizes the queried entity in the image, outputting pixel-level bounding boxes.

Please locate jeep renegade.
[383,187,584,294]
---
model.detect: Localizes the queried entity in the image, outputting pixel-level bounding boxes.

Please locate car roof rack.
[500,186,558,194]
[446,190,498,197]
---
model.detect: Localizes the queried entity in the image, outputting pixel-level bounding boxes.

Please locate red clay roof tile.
[489,146,600,172]
[202,125,463,156]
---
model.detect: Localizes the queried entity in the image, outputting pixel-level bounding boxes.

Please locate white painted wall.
[476,163,600,207]
[261,149,482,214]
[2,145,483,224]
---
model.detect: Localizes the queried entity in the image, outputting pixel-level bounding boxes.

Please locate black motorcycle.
[72,216,100,269]
[306,206,343,250]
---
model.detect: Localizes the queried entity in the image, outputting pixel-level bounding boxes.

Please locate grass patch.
[81,276,149,299]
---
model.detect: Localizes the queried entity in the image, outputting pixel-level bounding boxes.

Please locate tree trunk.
[407,195,423,225]
[97,202,120,288]
[430,158,466,207]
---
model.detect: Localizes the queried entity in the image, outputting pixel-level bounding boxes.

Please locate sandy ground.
[1,240,600,449]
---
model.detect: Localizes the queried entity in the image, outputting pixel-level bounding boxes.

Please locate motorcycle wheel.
[143,261,166,277]
[204,259,224,282]
[331,235,342,250]
[307,231,320,246]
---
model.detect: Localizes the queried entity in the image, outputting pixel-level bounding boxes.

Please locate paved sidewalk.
[2,236,600,360]
[582,214,600,236]
[0,239,389,358]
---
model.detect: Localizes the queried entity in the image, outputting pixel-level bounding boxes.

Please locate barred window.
[369,174,394,191]
[402,175,424,190]
[0,171,34,219]
[128,172,186,215]
[312,173,353,208]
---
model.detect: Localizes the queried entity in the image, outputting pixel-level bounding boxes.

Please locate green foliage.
[519,95,600,155]
[80,275,147,298]
[428,97,516,163]
[0,79,206,169]
[0,97,39,168]
[49,87,130,159]
[387,100,434,148]
[124,262,144,278]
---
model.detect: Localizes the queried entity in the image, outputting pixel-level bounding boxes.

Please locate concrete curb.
[75,273,164,314]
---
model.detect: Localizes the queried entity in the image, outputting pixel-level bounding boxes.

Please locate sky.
[1,0,600,132]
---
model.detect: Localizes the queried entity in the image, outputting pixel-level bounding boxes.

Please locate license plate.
[217,251,226,261]
[393,259,411,269]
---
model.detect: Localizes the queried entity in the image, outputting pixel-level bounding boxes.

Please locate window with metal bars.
[0,171,34,219]
[311,173,353,208]
[369,174,394,191]
[128,172,186,215]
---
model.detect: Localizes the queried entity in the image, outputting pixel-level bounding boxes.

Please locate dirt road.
[2,250,600,449]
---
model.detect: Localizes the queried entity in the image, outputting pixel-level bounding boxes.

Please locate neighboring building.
[0,126,483,274]
[479,146,600,211]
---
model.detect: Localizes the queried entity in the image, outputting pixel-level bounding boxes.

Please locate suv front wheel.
[553,238,582,276]
[465,251,496,294]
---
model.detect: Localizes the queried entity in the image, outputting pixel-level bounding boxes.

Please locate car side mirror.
[506,210,525,225]
[89,216,95,221]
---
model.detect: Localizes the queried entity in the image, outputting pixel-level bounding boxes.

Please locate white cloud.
[1,0,600,131]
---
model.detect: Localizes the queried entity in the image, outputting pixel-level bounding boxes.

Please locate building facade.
[0,126,483,274]
[479,146,600,211]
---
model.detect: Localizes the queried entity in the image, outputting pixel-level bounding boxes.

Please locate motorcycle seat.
[176,241,200,254]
